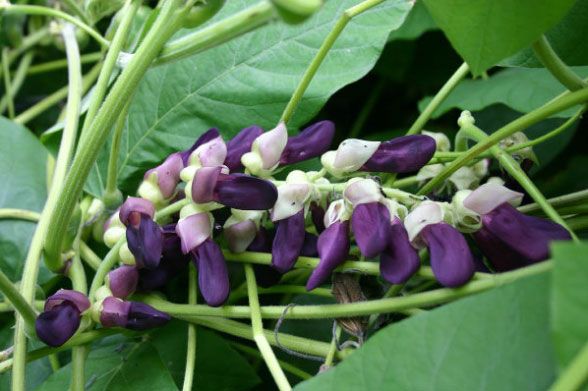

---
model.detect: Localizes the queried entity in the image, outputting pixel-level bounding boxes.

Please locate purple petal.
[126,217,163,269]
[361,135,436,173]
[138,231,188,291]
[193,238,230,307]
[306,221,350,290]
[280,120,335,165]
[125,301,171,330]
[301,232,319,257]
[214,174,278,210]
[483,203,571,262]
[100,296,131,328]
[473,226,527,272]
[380,219,420,284]
[191,166,222,204]
[145,153,184,199]
[108,266,139,299]
[351,202,390,258]
[271,209,306,273]
[180,128,220,166]
[421,223,475,287]
[35,303,81,347]
[119,197,155,227]
[225,125,264,171]
[310,202,326,233]
[45,289,90,313]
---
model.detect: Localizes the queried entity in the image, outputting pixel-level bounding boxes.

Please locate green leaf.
[296,274,555,390]
[36,340,178,391]
[422,0,577,75]
[551,241,588,370]
[86,0,413,196]
[0,117,51,283]
[418,66,588,119]
[387,0,436,41]
[502,0,588,68]
[150,321,261,390]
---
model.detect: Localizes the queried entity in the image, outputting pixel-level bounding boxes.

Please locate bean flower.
[99,297,170,330]
[35,290,90,347]
[119,197,163,269]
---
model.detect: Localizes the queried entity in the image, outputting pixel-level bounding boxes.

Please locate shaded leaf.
[387,1,437,41]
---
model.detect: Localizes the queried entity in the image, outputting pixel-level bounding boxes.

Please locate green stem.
[567,215,588,231]
[406,62,469,135]
[324,325,341,367]
[244,264,291,391]
[230,342,312,380]
[0,4,109,48]
[0,301,44,312]
[519,189,588,214]
[27,52,102,75]
[103,102,130,205]
[154,198,190,221]
[2,48,15,119]
[0,271,37,328]
[156,1,276,65]
[417,86,588,195]
[0,209,41,222]
[79,0,140,146]
[61,0,92,26]
[549,339,588,391]
[349,80,385,138]
[142,260,549,320]
[89,239,125,300]
[280,0,384,124]
[14,61,102,125]
[393,175,419,189]
[182,264,197,391]
[0,51,34,115]
[230,285,332,302]
[532,35,588,91]
[70,346,87,391]
[79,242,101,270]
[0,27,49,80]
[456,116,577,240]
[43,0,186,269]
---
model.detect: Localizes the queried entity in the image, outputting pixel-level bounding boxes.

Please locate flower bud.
[279,120,335,165]
[106,265,139,299]
[176,212,213,254]
[225,125,263,171]
[224,210,263,253]
[242,122,288,177]
[138,153,183,205]
[35,290,90,347]
[180,130,227,182]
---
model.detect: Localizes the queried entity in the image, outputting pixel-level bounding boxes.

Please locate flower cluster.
[35,120,572,347]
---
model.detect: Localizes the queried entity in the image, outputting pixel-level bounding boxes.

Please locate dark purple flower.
[361,135,436,173]
[120,197,163,269]
[280,120,335,165]
[421,223,475,287]
[310,202,326,233]
[35,290,90,347]
[306,221,350,290]
[225,125,263,171]
[301,232,319,257]
[100,297,170,330]
[107,266,139,299]
[192,238,230,307]
[271,209,306,273]
[143,153,183,199]
[180,128,221,165]
[351,202,390,258]
[191,166,278,210]
[380,218,420,284]
[249,228,282,288]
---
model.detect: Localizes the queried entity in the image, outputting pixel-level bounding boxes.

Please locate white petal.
[224,220,258,253]
[254,122,288,169]
[321,151,345,177]
[404,201,444,243]
[194,136,227,167]
[333,139,380,172]
[416,163,444,181]
[271,183,311,221]
[464,183,523,215]
[324,199,350,228]
[422,131,451,152]
[176,213,213,254]
[343,178,382,206]
[448,166,478,190]
[381,198,408,220]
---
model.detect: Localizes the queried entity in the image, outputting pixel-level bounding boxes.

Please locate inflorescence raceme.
[35,118,572,347]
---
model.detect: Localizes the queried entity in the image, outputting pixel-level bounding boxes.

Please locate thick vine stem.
[280,0,385,124]
[182,264,198,391]
[103,103,131,207]
[418,86,588,195]
[533,35,588,92]
[245,265,291,390]
[0,271,37,329]
[27,52,102,75]
[43,0,186,271]
[406,62,470,135]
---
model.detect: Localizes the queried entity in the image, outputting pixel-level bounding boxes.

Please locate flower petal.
[310,202,326,233]
[225,125,264,171]
[343,178,382,206]
[473,226,528,272]
[248,228,282,288]
[421,223,475,287]
[351,202,390,258]
[225,219,258,253]
[191,166,222,204]
[256,122,288,169]
[301,232,319,257]
[380,219,420,284]
[280,120,335,165]
[119,197,155,227]
[125,301,171,330]
[215,174,278,210]
[193,239,230,307]
[100,296,130,328]
[271,210,306,273]
[362,135,436,173]
[107,266,139,299]
[35,303,81,347]
[271,183,310,221]
[333,139,381,172]
[45,289,90,313]
[306,221,350,290]
[464,183,524,215]
[175,213,212,254]
[193,135,227,167]
[404,201,444,243]
[180,128,221,165]
[144,153,183,199]
[126,217,163,269]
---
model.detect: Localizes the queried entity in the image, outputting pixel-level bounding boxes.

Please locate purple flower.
[100,297,170,330]
[225,125,263,171]
[306,221,350,290]
[120,197,163,269]
[191,166,278,210]
[248,228,283,288]
[351,202,390,258]
[310,202,326,233]
[180,128,221,166]
[107,266,139,299]
[301,232,319,257]
[380,218,420,284]
[464,183,571,271]
[361,135,436,173]
[35,290,90,347]
[279,120,335,165]
[143,153,184,199]
[271,209,306,273]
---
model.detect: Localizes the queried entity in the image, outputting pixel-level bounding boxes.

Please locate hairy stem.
[182,264,198,391]
[0,271,37,328]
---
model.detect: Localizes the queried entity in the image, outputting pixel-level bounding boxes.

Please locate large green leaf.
[86,0,413,196]
[150,321,261,390]
[296,274,555,390]
[551,241,588,370]
[387,1,436,41]
[502,0,588,68]
[0,117,50,282]
[422,0,577,75]
[36,340,178,391]
[418,66,588,119]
